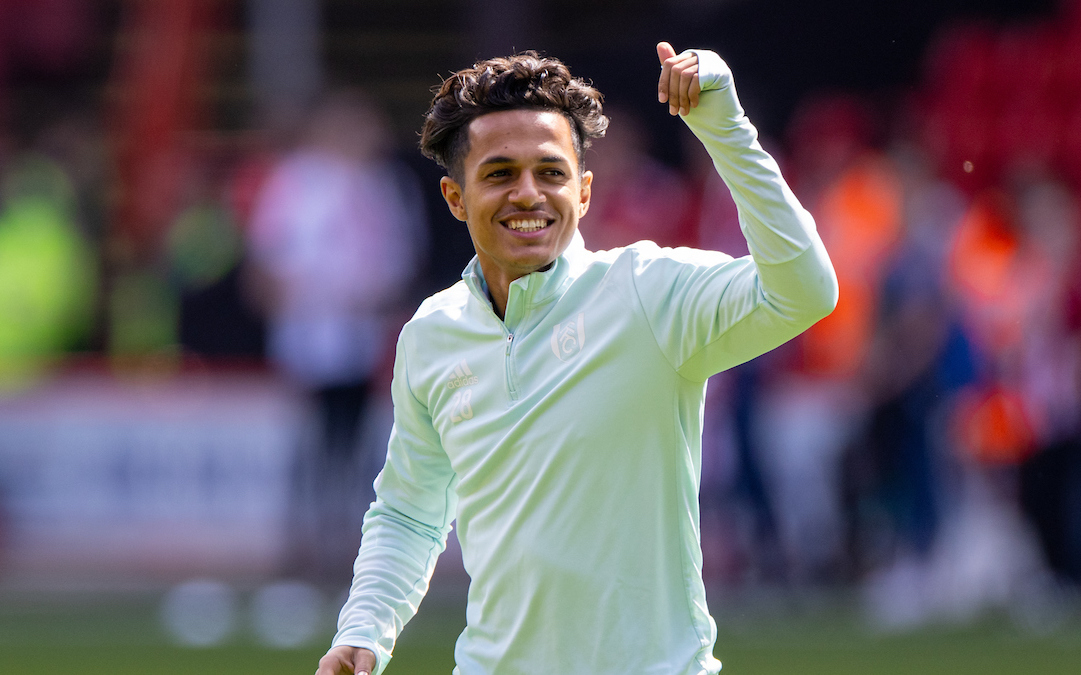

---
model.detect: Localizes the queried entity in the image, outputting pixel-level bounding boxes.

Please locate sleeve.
[631,49,838,382]
[330,328,459,675]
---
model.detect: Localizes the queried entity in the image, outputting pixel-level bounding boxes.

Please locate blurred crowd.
[688,4,1081,628]
[0,0,1079,630]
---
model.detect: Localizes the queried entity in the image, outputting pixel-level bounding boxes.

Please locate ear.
[577,170,593,219]
[440,175,468,222]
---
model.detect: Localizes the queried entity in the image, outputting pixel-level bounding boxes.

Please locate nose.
[509,172,544,207]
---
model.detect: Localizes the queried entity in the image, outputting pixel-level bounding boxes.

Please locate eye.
[486,168,511,178]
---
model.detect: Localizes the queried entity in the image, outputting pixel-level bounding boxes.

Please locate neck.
[478,260,556,321]
[474,260,514,320]
[488,283,510,321]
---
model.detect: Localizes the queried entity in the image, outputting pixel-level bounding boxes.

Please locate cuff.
[688,49,732,92]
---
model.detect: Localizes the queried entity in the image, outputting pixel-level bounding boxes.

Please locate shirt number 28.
[450,389,474,423]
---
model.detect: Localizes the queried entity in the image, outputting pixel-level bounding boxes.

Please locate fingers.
[354,648,377,675]
[657,42,675,105]
[657,44,700,116]
[669,60,698,115]
[314,654,342,675]
[315,648,350,675]
[316,646,376,675]
[656,41,676,64]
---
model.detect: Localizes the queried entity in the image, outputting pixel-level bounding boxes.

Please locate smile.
[503,218,551,232]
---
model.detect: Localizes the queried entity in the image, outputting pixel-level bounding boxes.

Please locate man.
[317,42,837,675]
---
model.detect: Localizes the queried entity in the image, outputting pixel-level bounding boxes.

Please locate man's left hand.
[657,42,701,116]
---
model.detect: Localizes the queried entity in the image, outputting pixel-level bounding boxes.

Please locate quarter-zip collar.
[462,230,589,319]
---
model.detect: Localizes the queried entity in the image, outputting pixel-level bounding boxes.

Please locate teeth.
[505,219,548,232]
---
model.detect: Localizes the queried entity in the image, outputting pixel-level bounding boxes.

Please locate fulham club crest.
[551,312,586,362]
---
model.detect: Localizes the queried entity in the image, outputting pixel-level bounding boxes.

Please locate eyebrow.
[479,154,571,166]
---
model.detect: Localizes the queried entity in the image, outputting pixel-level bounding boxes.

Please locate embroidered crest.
[551,312,586,362]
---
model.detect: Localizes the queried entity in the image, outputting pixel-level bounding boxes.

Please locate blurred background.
[1,0,1080,673]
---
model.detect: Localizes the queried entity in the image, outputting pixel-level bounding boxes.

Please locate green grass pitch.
[1,587,1078,674]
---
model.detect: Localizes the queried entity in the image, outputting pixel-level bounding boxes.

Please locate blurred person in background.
[736,94,899,585]
[851,142,980,627]
[1019,178,1081,587]
[246,90,427,580]
[0,0,106,383]
[167,150,265,359]
[680,131,786,585]
[931,172,1079,622]
[920,6,1081,614]
[0,136,97,391]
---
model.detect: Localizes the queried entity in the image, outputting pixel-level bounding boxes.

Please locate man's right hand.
[657,41,701,116]
[316,646,377,675]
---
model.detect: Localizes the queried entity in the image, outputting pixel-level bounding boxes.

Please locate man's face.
[440,109,592,290]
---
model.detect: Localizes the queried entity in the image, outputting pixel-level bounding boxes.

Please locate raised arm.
[631,43,837,381]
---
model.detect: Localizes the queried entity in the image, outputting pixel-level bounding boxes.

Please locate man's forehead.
[466,109,577,156]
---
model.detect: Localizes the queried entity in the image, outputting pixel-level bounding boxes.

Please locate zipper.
[504,332,519,402]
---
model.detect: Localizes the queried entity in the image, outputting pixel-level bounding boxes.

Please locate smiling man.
[316,43,838,675]
[438,107,592,317]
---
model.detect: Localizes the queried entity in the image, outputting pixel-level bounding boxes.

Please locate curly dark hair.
[419,51,608,182]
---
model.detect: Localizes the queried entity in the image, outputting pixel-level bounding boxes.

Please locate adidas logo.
[447,359,479,389]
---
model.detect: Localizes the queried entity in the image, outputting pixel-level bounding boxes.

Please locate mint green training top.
[332,50,838,675]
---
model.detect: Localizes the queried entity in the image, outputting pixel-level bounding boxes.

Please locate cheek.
[558,184,581,205]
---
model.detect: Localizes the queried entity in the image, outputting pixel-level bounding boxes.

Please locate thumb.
[656,41,676,64]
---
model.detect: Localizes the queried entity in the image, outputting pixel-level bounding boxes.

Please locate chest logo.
[447,360,478,389]
[446,360,476,423]
[551,312,586,362]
